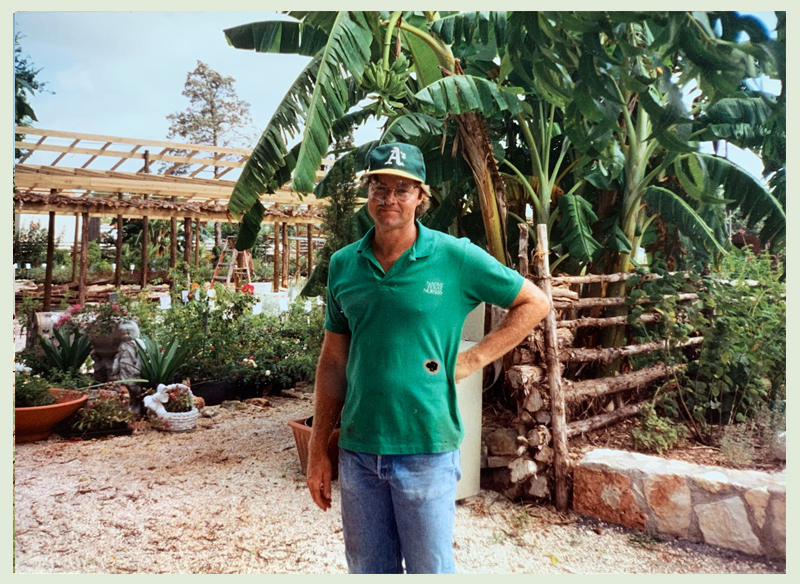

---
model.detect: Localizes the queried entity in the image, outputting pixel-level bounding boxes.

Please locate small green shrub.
[64,385,134,433]
[15,373,56,408]
[630,403,687,455]
[718,422,756,467]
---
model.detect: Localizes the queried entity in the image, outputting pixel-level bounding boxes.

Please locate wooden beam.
[14,141,248,170]
[14,126,252,156]
[567,401,649,438]
[194,220,200,267]
[559,337,703,364]
[564,364,686,405]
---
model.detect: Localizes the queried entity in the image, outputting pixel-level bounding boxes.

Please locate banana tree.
[224,11,523,265]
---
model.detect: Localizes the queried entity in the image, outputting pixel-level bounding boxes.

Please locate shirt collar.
[355,221,435,261]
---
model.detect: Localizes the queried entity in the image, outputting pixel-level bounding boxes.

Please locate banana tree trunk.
[453,111,509,266]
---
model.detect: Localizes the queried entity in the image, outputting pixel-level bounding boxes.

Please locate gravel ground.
[13,395,786,574]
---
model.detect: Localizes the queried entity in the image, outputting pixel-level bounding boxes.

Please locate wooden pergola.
[13,127,340,308]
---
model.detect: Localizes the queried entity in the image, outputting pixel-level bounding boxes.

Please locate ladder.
[212,237,253,287]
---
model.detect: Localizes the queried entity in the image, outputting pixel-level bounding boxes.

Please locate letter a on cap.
[386,146,406,167]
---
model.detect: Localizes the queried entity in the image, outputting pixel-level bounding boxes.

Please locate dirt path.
[13,395,785,574]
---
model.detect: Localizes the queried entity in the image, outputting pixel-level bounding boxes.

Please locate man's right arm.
[306,330,350,511]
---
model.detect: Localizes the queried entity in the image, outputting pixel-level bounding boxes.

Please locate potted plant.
[143,383,199,432]
[14,372,88,443]
[56,297,139,382]
[60,382,135,439]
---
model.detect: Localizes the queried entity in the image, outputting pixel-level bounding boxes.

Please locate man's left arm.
[455,279,550,383]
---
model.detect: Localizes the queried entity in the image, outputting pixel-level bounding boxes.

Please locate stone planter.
[288,416,340,478]
[88,320,137,383]
[15,389,88,443]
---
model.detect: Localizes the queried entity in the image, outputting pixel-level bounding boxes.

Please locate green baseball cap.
[363,142,426,184]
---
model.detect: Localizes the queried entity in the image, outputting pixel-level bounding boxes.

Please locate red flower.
[241,283,254,295]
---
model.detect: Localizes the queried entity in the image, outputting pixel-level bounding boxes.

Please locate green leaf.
[291,12,377,193]
[643,186,727,256]
[696,153,785,245]
[556,193,601,263]
[223,19,329,56]
[415,75,522,117]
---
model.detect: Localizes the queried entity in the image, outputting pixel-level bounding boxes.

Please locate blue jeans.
[338,447,462,574]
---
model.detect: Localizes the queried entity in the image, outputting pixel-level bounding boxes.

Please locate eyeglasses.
[368,182,419,202]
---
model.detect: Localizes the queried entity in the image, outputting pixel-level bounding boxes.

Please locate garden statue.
[111,320,143,414]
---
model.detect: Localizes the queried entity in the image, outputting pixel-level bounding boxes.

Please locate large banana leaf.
[223,20,328,56]
[415,74,522,117]
[227,54,320,219]
[643,186,727,256]
[289,12,377,193]
[692,96,777,148]
[556,193,601,263]
[695,152,786,245]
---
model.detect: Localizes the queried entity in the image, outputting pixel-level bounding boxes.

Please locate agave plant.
[134,334,193,387]
[32,327,94,378]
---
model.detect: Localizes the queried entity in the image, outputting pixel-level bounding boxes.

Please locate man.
[306,142,550,573]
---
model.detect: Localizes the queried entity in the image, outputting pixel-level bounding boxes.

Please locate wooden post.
[518,223,529,277]
[72,214,80,283]
[307,224,313,275]
[115,193,123,289]
[194,220,201,267]
[273,222,281,291]
[281,222,289,288]
[184,217,192,264]
[42,207,56,311]
[169,197,178,287]
[534,224,569,512]
[141,194,149,290]
[78,212,89,306]
[295,227,301,276]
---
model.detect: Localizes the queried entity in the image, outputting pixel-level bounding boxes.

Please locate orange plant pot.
[15,389,88,443]
[288,417,340,478]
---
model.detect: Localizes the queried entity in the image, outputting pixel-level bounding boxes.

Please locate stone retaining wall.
[573,449,785,559]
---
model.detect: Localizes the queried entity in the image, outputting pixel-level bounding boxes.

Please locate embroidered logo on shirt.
[423,281,443,296]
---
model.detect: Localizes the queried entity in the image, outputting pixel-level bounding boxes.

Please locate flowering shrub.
[64,384,134,433]
[163,384,194,413]
[56,296,134,335]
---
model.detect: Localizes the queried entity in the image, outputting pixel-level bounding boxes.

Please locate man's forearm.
[309,334,349,453]
[456,280,550,381]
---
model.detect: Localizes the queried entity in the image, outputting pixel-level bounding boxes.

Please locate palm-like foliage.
[225,11,784,277]
[34,328,93,378]
[135,334,193,387]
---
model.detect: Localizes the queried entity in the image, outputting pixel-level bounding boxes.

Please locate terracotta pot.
[15,389,89,443]
[288,416,340,479]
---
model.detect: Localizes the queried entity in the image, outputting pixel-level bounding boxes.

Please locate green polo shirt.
[325,222,524,455]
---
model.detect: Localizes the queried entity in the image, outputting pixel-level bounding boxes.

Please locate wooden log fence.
[498,224,706,510]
